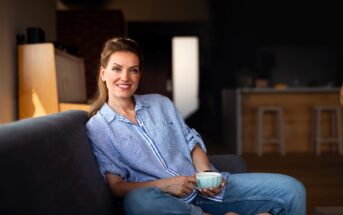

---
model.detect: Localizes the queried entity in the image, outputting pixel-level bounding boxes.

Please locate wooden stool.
[313,105,343,155]
[256,106,285,156]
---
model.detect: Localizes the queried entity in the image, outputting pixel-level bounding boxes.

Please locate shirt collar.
[133,94,150,112]
[99,103,116,123]
[99,94,150,123]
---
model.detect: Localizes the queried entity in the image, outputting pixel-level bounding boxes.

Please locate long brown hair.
[89,37,143,117]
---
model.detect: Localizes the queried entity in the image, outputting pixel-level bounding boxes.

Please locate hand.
[197,178,226,197]
[158,176,196,197]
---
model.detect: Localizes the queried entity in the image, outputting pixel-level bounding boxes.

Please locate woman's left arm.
[191,144,225,196]
[191,144,212,172]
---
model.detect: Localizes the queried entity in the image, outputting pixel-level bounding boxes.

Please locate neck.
[108,97,135,115]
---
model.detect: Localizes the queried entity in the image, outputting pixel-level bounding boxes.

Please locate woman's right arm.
[105,173,196,198]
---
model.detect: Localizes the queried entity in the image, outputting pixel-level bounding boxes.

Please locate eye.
[112,67,121,72]
[130,68,140,74]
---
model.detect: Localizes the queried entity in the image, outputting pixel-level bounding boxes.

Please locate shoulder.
[86,111,107,132]
[135,94,173,106]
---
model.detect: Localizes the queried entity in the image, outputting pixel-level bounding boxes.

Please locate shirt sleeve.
[164,96,207,153]
[184,126,207,153]
[86,116,128,180]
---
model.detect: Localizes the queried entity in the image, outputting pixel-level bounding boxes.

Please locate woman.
[86,37,306,215]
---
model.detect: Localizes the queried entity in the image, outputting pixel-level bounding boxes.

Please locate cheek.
[102,71,119,82]
[135,76,141,83]
[102,73,113,88]
[134,74,142,83]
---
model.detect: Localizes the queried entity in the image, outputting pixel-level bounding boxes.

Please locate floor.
[206,144,343,215]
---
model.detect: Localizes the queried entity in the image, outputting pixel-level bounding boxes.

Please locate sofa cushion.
[209,154,247,173]
[0,110,117,215]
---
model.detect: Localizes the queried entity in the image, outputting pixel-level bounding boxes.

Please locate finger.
[182,187,194,196]
[198,189,209,196]
[219,179,227,188]
[188,176,196,184]
[177,187,192,197]
[200,187,221,196]
[221,181,226,187]
[201,188,217,196]
[209,187,222,195]
[185,182,195,191]
[205,188,218,196]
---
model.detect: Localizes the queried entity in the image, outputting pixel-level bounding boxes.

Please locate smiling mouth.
[116,84,131,89]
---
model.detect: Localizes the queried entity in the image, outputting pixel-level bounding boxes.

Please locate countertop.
[239,87,340,93]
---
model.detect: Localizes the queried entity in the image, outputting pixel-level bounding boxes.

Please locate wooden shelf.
[59,103,90,112]
[18,43,89,119]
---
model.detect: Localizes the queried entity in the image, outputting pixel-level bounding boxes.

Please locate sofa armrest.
[208,154,247,173]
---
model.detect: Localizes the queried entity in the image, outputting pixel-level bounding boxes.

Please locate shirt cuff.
[186,128,207,153]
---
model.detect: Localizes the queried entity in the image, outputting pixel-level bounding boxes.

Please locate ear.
[100,67,106,81]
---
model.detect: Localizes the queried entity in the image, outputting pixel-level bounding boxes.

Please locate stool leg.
[337,109,343,155]
[256,109,263,156]
[278,110,285,156]
[316,109,321,156]
[312,109,316,153]
[331,110,337,153]
[331,111,337,139]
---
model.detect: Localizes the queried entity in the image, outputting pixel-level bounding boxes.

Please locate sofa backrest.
[0,110,118,215]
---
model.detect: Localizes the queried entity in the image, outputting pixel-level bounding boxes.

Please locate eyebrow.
[112,63,139,69]
[112,63,122,67]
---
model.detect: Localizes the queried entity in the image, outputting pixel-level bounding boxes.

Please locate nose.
[120,70,129,81]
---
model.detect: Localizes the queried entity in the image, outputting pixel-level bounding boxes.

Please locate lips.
[116,84,131,89]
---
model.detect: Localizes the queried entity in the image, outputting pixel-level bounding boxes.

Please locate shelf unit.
[18,43,90,119]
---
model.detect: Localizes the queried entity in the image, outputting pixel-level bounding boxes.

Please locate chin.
[112,92,134,99]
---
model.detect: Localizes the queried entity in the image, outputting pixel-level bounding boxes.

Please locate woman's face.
[100,51,141,102]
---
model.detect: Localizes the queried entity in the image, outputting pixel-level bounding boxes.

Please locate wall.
[106,0,209,21]
[57,0,209,22]
[258,45,337,87]
[56,10,125,99]
[56,0,209,101]
[0,0,56,123]
[0,0,15,123]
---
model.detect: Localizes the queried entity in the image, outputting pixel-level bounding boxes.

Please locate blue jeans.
[123,173,306,215]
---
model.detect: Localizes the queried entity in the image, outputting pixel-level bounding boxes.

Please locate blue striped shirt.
[86,94,225,202]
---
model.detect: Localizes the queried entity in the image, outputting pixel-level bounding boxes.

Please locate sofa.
[0,110,247,215]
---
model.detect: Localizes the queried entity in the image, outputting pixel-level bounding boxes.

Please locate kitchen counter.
[240,87,339,93]
[222,87,342,155]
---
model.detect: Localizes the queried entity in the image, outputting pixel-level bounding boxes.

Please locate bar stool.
[313,105,343,155]
[256,106,285,156]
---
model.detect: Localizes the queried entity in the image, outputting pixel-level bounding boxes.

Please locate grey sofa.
[0,110,246,215]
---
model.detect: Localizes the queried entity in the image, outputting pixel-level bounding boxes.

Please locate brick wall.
[57,10,125,100]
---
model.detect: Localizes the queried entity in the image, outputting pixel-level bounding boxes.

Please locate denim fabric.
[124,173,306,215]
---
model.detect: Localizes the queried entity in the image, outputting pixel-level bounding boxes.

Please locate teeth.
[117,84,130,89]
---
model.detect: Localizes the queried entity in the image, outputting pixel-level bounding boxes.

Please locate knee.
[276,174,306,214]
[285,175,306,197]
[123,187,162,215]
[277,174,306,203]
